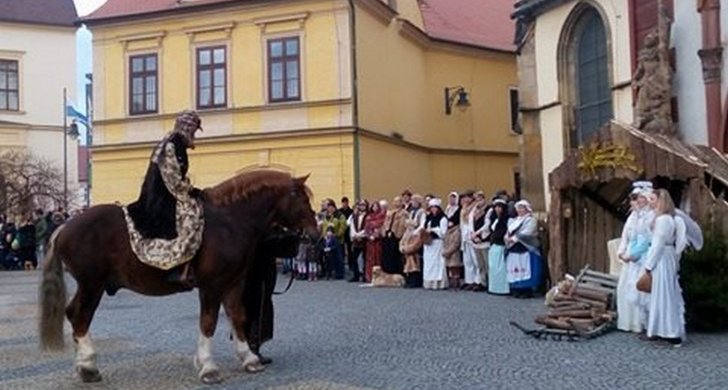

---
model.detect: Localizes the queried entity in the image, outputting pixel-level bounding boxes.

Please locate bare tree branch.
[0,150,67,217]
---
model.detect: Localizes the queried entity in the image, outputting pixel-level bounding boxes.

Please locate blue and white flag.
[66,105,89,127]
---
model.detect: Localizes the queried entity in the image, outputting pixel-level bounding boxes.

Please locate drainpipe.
[347,0,361,199]
[697,0,723,150]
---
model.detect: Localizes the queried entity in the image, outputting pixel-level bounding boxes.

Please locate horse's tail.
[39,225,67,351]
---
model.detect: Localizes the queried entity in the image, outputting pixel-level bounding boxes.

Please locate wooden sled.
[509,320,615,342]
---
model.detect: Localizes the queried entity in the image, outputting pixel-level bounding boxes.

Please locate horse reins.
[273,269,295,295]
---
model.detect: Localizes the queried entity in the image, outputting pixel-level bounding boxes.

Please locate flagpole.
[63,87,68,210]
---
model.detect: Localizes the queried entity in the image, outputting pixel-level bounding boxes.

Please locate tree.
[0,150,68,217]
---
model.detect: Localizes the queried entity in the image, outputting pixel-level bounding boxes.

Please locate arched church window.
[572,8,612,146]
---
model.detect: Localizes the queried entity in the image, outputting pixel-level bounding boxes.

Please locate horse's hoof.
[244,361,265,373]
[200,370,223,385]
[78,367,102,383]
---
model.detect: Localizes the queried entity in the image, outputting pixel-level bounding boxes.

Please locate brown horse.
[39,170,318,384]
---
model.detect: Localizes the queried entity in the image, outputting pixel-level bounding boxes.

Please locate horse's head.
[273,174,319,241]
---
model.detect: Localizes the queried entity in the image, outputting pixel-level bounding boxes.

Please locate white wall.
[0,22,80,196]
[673,0,708,145]
[0,22,77,125]
[533,0,633,207]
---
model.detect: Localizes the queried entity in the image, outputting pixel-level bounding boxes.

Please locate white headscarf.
[445,191,459,218]
[515,200,532,214]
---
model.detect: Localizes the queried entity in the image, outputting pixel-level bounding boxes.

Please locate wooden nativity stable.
[546,120,728,283]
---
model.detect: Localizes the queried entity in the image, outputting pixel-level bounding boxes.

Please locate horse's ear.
[294,173,311,185]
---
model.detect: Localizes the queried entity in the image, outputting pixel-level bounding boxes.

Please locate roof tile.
[0,0,78,27]
[419,0,516,52]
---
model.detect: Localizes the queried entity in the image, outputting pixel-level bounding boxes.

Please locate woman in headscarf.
[443,191,463,289]
[641,189,687,347]
[462,191,488,291]
[381,196,408,275]
[616,181,655,332]
[422,198,449,290]
[363,201,386,282]
[402,194,427,288]
[505,200,542,298]
[486,199,510,295]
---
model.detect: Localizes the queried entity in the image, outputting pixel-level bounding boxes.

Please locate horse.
[39,169,318,385]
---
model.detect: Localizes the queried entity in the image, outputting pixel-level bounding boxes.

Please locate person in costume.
[381,196,408,275]
[363,201,386,282]
[347,200,368,282]
[642,189,688,346]
[444,191,463,289]
[126,110,204,285]
[616,181,655,332]
[403,194,426,288]
[422,198,448,290]
[486,199,510,295]
[505,200,542,298]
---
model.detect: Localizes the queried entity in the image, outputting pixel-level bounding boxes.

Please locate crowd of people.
[616,181,696,347]
[283,189,544,298]
[0,208,69,270]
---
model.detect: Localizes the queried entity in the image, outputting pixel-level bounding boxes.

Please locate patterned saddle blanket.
[122,198,205,271]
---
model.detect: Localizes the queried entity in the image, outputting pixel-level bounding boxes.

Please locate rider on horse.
[126,110,204,285]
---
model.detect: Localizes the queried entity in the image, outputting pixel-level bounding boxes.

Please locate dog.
[370,266,405,288]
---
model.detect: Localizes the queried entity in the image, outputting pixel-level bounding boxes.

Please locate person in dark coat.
[242,227,301,365]
[17,215,36,270]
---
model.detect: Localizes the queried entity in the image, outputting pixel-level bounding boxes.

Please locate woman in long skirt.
[616,181,654,332]
[505,200,542,298]
[364,201,386,283]
[381,197,407,274]
[642,189,687,346]
[487,199,510,295]
[422,198,448,290]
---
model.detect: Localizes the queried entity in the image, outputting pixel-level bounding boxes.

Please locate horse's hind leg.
[66,283,104,383]
[222,287,264,374]
[195,291,224,385]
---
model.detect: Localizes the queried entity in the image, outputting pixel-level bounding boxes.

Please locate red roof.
[0,0,78,27]
[419,0,516,52]
[84,0,515,52]
[84,0,236,22]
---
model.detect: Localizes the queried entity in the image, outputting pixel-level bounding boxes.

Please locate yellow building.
[84,0,518,205]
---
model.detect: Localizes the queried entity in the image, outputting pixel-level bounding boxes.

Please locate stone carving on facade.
[632,3,674,135]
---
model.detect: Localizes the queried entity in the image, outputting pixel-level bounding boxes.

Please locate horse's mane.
[205,169,297,207]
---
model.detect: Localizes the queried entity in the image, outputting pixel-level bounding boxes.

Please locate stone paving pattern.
[1,271,727,389]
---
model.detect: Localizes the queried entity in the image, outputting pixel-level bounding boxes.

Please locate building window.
[129,54,158,115]
[0,59,19,111]
[196,46,227,109]
[574,8,612,145]
[268,37,300,102]
[509,88,519,133]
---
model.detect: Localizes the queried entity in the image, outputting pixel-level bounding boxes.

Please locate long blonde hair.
[653,189,676,216]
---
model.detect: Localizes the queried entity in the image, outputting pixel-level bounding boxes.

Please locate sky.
[73,0,107,144]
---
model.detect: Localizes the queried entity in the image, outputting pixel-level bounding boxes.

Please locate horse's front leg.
[223,286,264,374]
[195,290,223,384]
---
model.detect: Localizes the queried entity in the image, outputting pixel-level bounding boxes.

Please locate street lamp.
[444,86,470,115]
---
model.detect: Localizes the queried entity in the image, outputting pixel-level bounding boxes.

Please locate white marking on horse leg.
[231,332,263,372]
[195,333,219,378]
[75,334,97,370]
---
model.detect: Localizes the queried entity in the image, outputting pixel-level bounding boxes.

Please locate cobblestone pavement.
[1,270,727,390]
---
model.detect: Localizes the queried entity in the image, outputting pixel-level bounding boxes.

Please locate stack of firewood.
[536,283,617,334]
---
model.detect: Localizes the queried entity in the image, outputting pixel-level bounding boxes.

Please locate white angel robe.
[616,207,654,332]
[423,215,449,290]
[643,214,687,341]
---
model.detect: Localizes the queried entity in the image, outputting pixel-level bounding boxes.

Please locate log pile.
[536,283,617,333]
